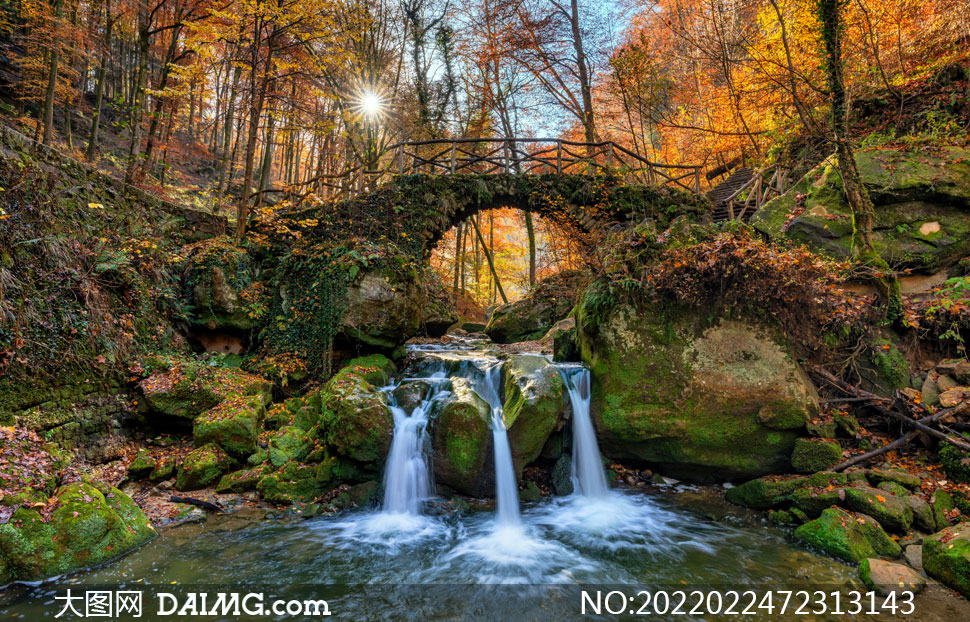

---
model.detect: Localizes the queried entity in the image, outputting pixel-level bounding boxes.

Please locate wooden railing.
[718,165,790,221]
[300,138,705,201]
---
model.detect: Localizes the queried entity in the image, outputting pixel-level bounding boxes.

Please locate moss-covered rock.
[127,449,156,480]
[137,355,272,421]
[216,466,269,493]
[931,489,955,530]
[319,357,394,467]
[486,271,586,343]
[268,425,312,467]
[923,522,970,598]
[939,442,970,483]
[725,475,809,509]
[149,455,177,482]
[794,507,901,563]
[256,462,330,504]
[503,355,566,475]
[868,468,922,490]
[432,378,492,496]
[175,443,231,491]
[576,301,818,481]
[790,438,843,473]
[792,486,845,517]
[844,487,913,533]
[907,495,936,532]
[0,481,155,582]
[751,147,970,274]
[339,271,423,350]
[192,395,264,460]
[182,236,259,331]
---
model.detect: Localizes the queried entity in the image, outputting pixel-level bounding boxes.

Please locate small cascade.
[380,371,446,516]
[472,361,521,526]
[559,365,608,498]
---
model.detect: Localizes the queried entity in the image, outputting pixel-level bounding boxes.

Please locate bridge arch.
[305,172,711,257]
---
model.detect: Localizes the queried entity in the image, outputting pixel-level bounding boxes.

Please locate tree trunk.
[453,222,463,304]
[217,60,243,200]
[471,217,508,304]
[569,0,596,144]
[41,0,64,145]
[86,1,112,161]
[124,5,150,184]
[817,0,901,321]
[235,22,274,242]
[524,211,536,287]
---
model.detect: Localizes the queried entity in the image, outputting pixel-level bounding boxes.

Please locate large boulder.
[502,355,566,475]
[923,522,970,598]
[486,270,586,343]
[192,395,265,460]
[319,356,395,467]
[751,147,970,274]
[175,443,232,491]
[432,378,492,496]
[794,507,901,563]
[0,480,156,582]
[137,355,272,422]
[576,301,818,480]
[339,270,423,349]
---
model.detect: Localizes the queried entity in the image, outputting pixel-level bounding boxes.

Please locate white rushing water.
[558,365,608,498]
[471,361,521,526]
[381,371,446,515]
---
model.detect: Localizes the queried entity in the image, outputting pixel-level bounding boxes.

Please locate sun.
[360,91,383,117]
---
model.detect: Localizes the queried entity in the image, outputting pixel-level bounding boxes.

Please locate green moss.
[939,442,970,483]
[843,486,913,532]
[256,463,330,505]
[923,522,970,598]
[175,443,231,491]
[432,378,491,496]
[794,507,901,563]
[127,449,156,480]
[790,439,843,473]
[319,364,392,466]
[725,476,809,509]
[216,466,268,493]
[193,395,264,459]
[503,355,565,474]
[268,426,312,467]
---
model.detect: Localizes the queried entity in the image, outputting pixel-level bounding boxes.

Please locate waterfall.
[473,361,521,526]
[380,372,444,516]
[559,366,608,498]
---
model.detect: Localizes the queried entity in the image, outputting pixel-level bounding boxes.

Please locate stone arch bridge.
[289,138,731,254]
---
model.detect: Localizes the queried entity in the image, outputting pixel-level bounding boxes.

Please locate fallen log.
[169,495,224,513]
[831,431,919,471]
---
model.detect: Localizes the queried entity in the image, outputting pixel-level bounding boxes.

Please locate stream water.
[0,344,870,620]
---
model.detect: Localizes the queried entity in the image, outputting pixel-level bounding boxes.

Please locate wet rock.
[503,355,566,475]
[551,455,574,496]
[320,356,395,466]
[175,443,232,491]
[576,301,818,481]
[346,481,381,508]
[725,475,808,509]
[0,480,156,582]
[794,507,901,563]
[790,439,842,473]
[923,522,970,598]
[769,509,796,525]
[193,395,265,460]
[519,481,541,502]
[860,558,926,595]
[393,380,432,413]
[127,449,156,480]
[485,271,585,343]
[844,486,913,533]
[339,272,423,350]
[432,378,492,497]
